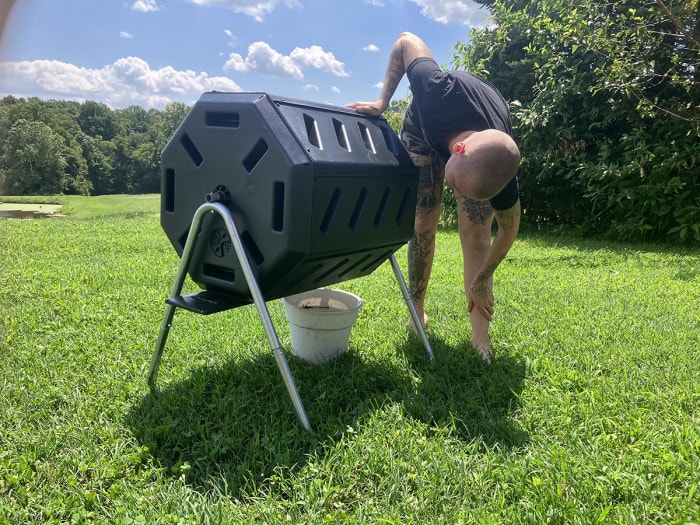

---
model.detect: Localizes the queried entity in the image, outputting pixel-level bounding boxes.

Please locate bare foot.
[408,312,429,334]
[472,335,492,363]
[469,308,492,362]
[474,344,493,364]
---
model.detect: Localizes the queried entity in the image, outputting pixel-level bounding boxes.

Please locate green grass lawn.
[0,194,160,219]
[1,195,699,524]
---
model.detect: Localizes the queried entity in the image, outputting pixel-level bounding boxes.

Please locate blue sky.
[0,0,490,109]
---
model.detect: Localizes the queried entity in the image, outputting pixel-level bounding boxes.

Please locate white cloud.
[120,32,134,39]
[409,0,488,27]
[331,86,340,94]
[289,46,348,77]
[373,81,383,89]
[223,53,249,72]
[223,29,237,48]
[0,58,242,108]
[131,0,159,12]
[303,84,319,91]
[187,0,302,22]
[225,41,303,78]
[363,44,379,53]
[224,41,348,79]
[365,0,384,6]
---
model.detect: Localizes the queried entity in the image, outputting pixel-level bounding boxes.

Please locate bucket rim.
[281,287,363,310]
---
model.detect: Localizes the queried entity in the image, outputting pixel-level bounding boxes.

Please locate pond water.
[0,203,63,219]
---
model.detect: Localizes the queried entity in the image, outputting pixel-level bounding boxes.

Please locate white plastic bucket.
[282,288,363,364]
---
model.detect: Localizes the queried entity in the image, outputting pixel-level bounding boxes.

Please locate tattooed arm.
[468,199,521,321]
[346,32,433,116]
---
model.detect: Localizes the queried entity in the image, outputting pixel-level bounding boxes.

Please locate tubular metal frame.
[148,201,433,433]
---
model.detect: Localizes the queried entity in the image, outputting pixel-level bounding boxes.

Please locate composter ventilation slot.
[337,254,373,278]
[395,186,411,225]
[380,126,400,157]
[349,187,368,231]
[304,114,322,149]
[164,168,175,212]
[373,187,391,228]
[177,229,189,251]
[243,138,269,173]
[241,231,264,266]
[361,249,394,273]
[203,263,236,283]
[358,123,376,154]
[180,133,203,167]
[205,111,240,128]
[320,188,342,234]
[294,263,324,284]
[312,259,350,285]
[272,181,285,232]
[333,118,350,151]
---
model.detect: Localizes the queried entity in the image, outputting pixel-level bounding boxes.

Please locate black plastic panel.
[160,92,418,302]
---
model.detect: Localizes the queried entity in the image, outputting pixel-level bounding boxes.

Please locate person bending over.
[347,32,521,362]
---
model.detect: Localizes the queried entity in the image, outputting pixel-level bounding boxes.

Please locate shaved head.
[445,130,520,201]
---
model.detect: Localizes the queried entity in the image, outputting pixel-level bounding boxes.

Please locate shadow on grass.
[398,332,529,449]
[127,331,527,498]
[127,344,411,497]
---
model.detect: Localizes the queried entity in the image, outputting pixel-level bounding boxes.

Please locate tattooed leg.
[407,153,444,332]
[457,197,495,360]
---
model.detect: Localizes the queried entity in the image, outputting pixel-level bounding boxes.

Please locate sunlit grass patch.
[1,197,698,523]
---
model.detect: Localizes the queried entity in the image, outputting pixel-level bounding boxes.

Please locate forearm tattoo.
[494,204,519,230]
[382,47,406,107]
[475,256,505,284]
[476,203,520,282]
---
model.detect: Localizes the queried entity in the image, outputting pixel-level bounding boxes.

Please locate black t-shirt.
[406,57,519,210]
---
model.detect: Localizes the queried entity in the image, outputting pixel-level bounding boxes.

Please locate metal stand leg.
[216,203,312,433]
[389,254,434,362]
[148,204,207,390]
[147,302,177,389]
[147,202,312,433]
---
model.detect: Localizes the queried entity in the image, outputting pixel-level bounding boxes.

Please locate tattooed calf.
[408,228,435,303]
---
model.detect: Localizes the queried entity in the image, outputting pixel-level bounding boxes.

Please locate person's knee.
[415,205,441,233]
[459,220,492,252]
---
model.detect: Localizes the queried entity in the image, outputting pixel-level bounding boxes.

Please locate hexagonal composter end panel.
[160,92,419,304]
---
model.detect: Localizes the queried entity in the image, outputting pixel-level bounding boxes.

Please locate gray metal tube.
[214,203,313,433]
[148,203,212,389]
[389,254,434,362]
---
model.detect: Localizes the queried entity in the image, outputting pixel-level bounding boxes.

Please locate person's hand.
[468,278,495,321]
[345,100,386,116]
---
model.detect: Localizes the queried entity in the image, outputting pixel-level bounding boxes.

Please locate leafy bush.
[454,0,700,244]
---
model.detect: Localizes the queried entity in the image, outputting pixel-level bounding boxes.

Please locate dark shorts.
[399,102,445,200]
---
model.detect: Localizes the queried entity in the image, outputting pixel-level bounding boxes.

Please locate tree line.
[0,97,190,197]
[1,0,698,244]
